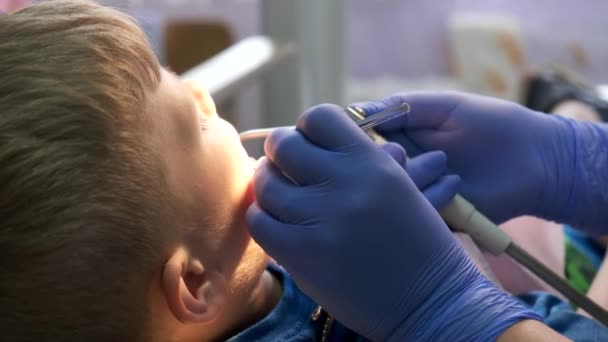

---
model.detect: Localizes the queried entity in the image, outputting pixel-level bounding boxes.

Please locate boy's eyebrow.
[164,68,204,121]
[164,68,188,92]
[162,67,179,80]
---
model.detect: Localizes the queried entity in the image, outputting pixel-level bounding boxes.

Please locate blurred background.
[3,0,608,136]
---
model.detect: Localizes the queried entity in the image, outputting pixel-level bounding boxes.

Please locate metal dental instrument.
[239,102,608,325]
[238,103,410,142]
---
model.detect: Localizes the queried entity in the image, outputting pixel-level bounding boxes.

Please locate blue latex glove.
[381,143,460,211]
[246,104,541,341]
[356,92,568,225]
[361,92,608,234]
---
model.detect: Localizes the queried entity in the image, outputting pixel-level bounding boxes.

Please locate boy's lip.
[249,157,260,171]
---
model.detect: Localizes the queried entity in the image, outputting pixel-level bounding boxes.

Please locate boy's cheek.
[244,157,262,202]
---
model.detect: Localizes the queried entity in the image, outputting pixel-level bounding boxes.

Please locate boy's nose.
[183,79,217,118]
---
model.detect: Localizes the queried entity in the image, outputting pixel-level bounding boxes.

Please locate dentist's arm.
[361,91,608,235]
[246,104,546,341]
[498,320,570,342]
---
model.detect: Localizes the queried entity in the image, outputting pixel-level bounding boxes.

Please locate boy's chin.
[242,238,272,275]
[233,247,273,298]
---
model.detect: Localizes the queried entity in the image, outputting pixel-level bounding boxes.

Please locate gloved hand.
[357,91,582,225]
[246,104,540,341]
[380,143,460,211]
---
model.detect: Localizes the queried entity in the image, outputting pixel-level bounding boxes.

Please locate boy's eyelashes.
[199,115,208,132]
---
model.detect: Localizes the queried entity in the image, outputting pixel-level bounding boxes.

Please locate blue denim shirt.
[518,292,608,341]
[227,263,368,342]
[227,263,606,341]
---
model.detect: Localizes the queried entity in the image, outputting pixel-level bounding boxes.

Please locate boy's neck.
[215,269,283,340]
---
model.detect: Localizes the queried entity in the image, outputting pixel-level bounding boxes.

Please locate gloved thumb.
[296,104,374,151]
[380,142,407,167]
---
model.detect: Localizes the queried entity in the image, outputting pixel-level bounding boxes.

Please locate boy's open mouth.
[249,157,260,171]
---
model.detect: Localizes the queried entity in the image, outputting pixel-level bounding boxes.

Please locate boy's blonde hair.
[0,1,173,340]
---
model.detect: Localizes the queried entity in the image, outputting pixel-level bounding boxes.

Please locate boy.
[0,1,342,340]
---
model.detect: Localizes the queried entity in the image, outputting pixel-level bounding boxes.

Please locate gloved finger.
[264,127,328,185]
[407,151,447,190]
[382,130,426,158]
[354,91,464,131]
[296,103,374,151]
[380,142,407,168]
[253,158,317,222]
[246,202,310,267]
[422,174,461,211]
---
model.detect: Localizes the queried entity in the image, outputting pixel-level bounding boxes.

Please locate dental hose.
[442,195,608,326]
[506,243,608,322]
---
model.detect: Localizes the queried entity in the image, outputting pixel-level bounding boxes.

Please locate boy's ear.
[162,247,227,323]
[182,80,217,117]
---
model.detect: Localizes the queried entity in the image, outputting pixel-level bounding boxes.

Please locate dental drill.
[239,104,608,326]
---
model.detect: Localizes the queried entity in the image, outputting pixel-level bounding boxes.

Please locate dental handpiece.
[238,103,410,142]
[239,104,608,325]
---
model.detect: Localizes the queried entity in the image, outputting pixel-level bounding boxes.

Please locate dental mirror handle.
[239,103,410,142]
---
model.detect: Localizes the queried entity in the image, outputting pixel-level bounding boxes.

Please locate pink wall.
[0,0,30,12]
[347,0,608,82]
